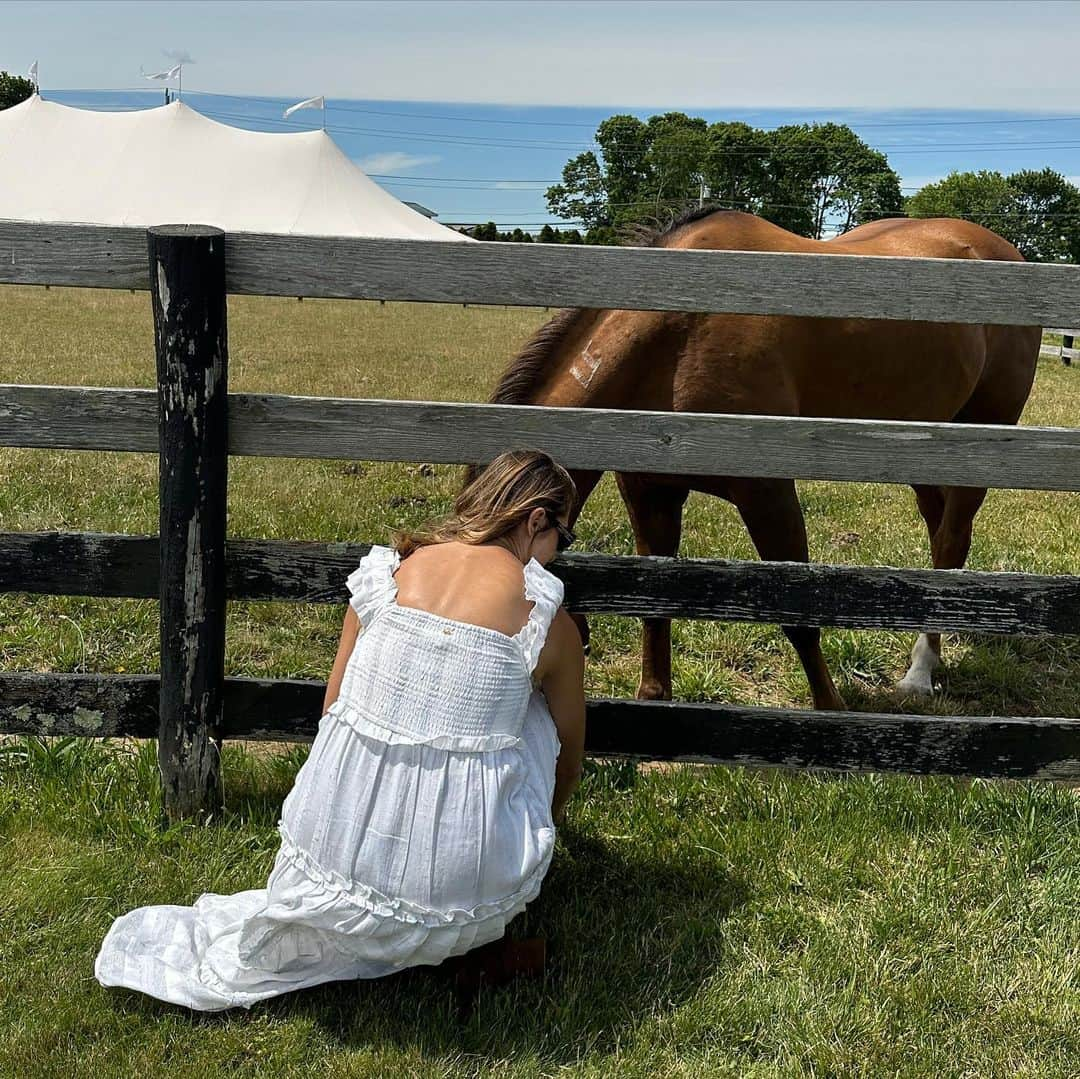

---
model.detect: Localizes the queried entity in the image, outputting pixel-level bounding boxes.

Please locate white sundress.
[94,543,566,1012]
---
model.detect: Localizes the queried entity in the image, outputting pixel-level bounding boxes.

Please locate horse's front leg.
[615,473,689,700]
[724,476,847,712]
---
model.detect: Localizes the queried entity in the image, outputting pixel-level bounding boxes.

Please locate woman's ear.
[527,506,547,537]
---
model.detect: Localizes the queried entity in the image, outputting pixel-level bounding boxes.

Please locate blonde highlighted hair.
[390,449,578,559]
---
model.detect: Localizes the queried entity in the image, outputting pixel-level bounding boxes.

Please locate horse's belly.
[789,320,986,421]
[679,318,985,423]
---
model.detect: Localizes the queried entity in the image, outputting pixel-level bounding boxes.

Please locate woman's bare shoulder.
[536,607,584,679]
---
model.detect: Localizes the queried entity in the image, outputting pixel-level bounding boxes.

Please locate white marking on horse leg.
[570,338,602,388]
[896,633,940,697]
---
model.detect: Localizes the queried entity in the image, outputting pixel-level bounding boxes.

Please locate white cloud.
[356,152,441,174]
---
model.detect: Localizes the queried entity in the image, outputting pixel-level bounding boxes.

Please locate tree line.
[545,113,903,242]
[468,222,585,244]
[540,111,1080,261]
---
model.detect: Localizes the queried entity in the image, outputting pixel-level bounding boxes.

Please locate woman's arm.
[540,609,587,825]
[322,605,362,714]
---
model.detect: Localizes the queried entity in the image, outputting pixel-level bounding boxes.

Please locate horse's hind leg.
[615,473,689,699]
[898,328,1032,698]
[898,484,946,697]
[898,483,988,697]
[899,323,1038,696]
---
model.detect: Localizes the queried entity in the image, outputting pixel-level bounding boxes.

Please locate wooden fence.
[2,221,1080,820]
[1041,328,1079,366]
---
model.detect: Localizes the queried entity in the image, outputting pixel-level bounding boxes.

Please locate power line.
[46,93,1080,162]
[193,105,1080,158]
[157,88,1080,132]
[374,175,927,194]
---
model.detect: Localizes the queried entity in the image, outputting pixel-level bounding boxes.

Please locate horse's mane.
[629,203,736,248]
[488,306,583,405]
[486,205,733,410]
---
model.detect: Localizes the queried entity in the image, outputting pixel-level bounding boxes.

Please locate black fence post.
[1064,333,1073,367]
[148,225,228,823]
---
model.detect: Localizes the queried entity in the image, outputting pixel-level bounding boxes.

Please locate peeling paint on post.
[148,224,228,823]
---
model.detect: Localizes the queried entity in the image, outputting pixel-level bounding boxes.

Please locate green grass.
[5,739,1080,1076]
[3,285,1080,1074]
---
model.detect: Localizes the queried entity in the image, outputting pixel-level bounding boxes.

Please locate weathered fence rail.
[4,385,1080,491]
[3,220,1080,324]
[3,532,1080,637]
[4,672,1079,781]
[2,222,1079,819]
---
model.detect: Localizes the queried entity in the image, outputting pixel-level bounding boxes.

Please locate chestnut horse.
[465,208,1041,710]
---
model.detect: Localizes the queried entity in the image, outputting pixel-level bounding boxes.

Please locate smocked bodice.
[331,544,565,752]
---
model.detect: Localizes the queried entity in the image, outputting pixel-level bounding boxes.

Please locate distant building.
[441,222,480,235]
[404,201,437,219]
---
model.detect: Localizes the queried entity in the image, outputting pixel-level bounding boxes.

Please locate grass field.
[3,285,1080,1075]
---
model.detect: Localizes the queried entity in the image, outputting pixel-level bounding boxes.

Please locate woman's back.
[391,540,544,640]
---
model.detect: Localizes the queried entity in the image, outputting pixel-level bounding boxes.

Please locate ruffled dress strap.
[345,543,401,629]
[513,557,566,677]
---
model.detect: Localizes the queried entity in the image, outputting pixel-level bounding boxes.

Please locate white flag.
[28,60,38,86]
[283,95,324,119]
[142,63,181,81]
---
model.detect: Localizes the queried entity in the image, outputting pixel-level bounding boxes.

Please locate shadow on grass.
[98,765,750,1065]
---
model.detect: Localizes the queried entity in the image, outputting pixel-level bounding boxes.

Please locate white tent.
[0,94,471,241]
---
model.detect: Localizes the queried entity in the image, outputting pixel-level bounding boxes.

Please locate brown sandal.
[444,936,547,1019]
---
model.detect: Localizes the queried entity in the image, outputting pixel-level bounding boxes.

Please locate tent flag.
[28,60,38,90]
[141,63,181,81]
[284,95,325,119]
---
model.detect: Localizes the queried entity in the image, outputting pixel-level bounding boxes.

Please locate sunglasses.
[547,514,576,551]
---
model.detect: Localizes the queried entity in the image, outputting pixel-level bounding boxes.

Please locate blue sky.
[7,1,1080,228]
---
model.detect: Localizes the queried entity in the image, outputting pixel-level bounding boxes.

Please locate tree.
[594,114,652,223]
[545,151,609,232]
[0,72,34,111]
[1006,168,1080,263]
[547,113,711,234]
[584,225,620,245]
[641,112,709,220]
[703,121,771,212]
[763,123,902,238]
[546,112,902,243]
[904,170,1014,230]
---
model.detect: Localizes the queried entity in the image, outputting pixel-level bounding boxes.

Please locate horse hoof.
[895,676,934,699]
[636,681,670,701]
[817,693,848,712]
